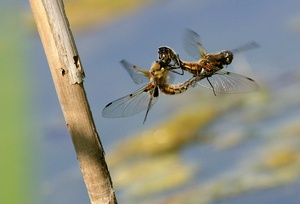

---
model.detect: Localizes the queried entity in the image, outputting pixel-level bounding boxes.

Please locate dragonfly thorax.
[150,61,169,80]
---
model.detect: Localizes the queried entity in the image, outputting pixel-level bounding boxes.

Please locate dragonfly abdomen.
[159,77,198,95]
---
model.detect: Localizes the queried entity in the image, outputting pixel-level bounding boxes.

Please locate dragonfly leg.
[143,87,159,124]
[206,77,217,96]
[169,68,184,75]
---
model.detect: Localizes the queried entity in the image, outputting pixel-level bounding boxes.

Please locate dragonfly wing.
[231,41,260,54]
[120,60,151,84]
[183,29,207,60]
[197,70,259,93]
[167,71,176,83]
[102,84,159,118]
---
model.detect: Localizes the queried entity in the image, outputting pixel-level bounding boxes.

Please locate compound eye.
[226,57,231,63]
[221,51,233,64]
[158,53,164,60]
[221,51,229,57]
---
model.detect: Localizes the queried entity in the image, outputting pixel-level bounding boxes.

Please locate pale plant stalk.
[29,0,117,203]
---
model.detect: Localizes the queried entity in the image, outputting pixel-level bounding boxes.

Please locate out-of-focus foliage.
[108,94,242,166]
[107,78,300,203]
[26,0,156,32]
[0,6,39,204]
[65,0,154,31]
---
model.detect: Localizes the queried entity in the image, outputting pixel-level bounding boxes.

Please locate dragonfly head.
[158,46,181,66]
[220,50,234,65]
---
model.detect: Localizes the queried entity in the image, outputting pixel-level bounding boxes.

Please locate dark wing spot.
[247,77,255,81]
[105,102,112,107]
[250,41,260,48]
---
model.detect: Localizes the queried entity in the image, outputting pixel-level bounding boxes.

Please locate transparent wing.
[120,60,151,84]
[102,84,158,118]
[183,29,207,60]
[197,70,259,93]
[167,70,176,84]
[231,41,260,54]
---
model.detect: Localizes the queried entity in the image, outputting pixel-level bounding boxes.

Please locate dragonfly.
[158,29,259,96]
[102,60,198,124]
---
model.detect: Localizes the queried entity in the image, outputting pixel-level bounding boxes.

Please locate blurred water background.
[5,0,300,203]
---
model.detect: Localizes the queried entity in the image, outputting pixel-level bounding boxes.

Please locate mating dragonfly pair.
[102,29,259,123]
